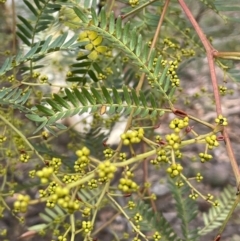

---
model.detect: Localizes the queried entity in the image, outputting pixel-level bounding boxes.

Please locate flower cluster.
[88,179,98,189]
[97,160,117,181]
[163,38,179,49]
[57,236,67,241]
[46,186,80,213]
[82,207,91,217]
[39,74,48,83]
[165,133,181,150]
[82,221,92,234]
[205,135,219,149]
[134,213,143,223]
[199,153,212,163]
[189,193,198,200]
[49,157,62,173]
[74,147,90,173]
[0,135,7,143]
[150,148,169,165]
[169,117,189,133]
[120,128,144,145]
[152,231,162,241]
[36,167,54,184]
[118,178,139,193]
[166,163,183,178]
[167,60,180,87]
[13,194,30,213]
[181,48,195,56]
[103,148,114,158]
[119,152,127,161]
[41,131,49,140]
[128,201,136,210]
[215,115,228,126]
[62,174,81,184]
[20,153,30,163]
[196,172,203,182]
[175,180,184,187]
[206,193,213,201]
[129,0,139,7]
[219,85,227,95]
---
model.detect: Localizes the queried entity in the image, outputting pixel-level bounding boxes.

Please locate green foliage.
[126,199,181,241]
[32,205,66,231]
[168,178,199,241]
[199,186,237,236]
[0,87,31,111]
[0,0,240,240]
[26,86,166,133]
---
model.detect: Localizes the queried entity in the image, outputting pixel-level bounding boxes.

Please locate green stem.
[114,149,156,167]
[0,115,63,185]
[121,0,159,20]
[67,172,95,189]
[214,51,240,58]
[91,182,109,231]
[0,114,44,162]
[180,174,215,205]
[107,193,147,240]
[70,214,76,241]
[217,194,240,235]
[20,81,68,88]
[63,226,71,239]
[188,114,214,129]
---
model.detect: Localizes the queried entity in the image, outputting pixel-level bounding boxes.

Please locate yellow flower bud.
[85,43,94,51]
[92,36,103,46]
[88,50,98,60]
[96,46,108,53]
[87,31,98,40]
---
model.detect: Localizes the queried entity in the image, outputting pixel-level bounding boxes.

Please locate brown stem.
[223,129,240,185]
[11,0,17,55]
[178,0,221,115]
[136,0,170,94]
[120,0,171,144]
[140,0,170,215]
[121,0,159,20]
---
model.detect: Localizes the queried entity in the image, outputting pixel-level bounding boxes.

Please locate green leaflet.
[65,88,79,107]
[23,0,38,16]
[81,87,96,105]
[46,99,63,112]
[125,198,181,241]
[53,94,71,109]
[48,32,68,49]
[28,224,48,231]
[91,87,105,104]
[25,114,48,122]
[168,178,199,241]
[199,186,236,236]
[0,57,14,76]
[73,7,89,23]
[101,86,113,104]
[36,105,55,116]
[24,86,166,130]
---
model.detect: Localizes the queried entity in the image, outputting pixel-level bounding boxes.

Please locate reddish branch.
[178,0,240,186]
[178,0,221,115]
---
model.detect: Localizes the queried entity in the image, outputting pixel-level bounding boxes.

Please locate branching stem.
[178,0,240,189]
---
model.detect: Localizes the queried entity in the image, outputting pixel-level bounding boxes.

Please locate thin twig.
[136,0,170,94]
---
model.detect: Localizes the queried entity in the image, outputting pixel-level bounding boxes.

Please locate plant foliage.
[0,0,240,240]
[199,186,237,236]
